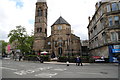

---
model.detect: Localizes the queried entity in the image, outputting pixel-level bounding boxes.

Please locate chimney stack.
[88,16,91,22]
[95,2,98,11]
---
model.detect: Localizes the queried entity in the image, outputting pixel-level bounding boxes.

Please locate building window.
[37,28,42,33]
[117,32,120,41]
[38,8,42,16]
[113,45,120,49]
[100,18,104,29]
[58,26,62,30]
[45,29,47,35]
[37,28,39,33]
[40,27,42,32]
[100,7,103,15]
[102,32,107,43]
[91,30,93,34]
[119,2,120,10]
[111,32,117,41]
[58,39,62,42]
[108,17,113,26]
[112,3,118,11]
[48,42,51,45]
[114,16,119,25]
[45,9,47,18]
[107,4,111,12]
[94,25,97,35]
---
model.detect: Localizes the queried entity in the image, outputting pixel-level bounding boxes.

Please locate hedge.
[23,55,50,61]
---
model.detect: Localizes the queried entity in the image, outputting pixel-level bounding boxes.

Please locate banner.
[112,49,120,53]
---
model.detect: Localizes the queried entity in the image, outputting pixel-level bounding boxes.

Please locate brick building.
[87,0,120,62]
[33,0,81,58]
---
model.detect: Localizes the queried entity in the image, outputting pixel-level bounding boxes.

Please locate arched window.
[37,28,39,33]
[45,9,47,18]
[37,28,42,33]
[45,28,47,35]
[58,26,62,30]
[40,27,42,32]
[38,8,42,16]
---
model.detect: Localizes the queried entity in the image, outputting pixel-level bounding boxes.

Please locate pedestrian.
[76,56,80,66]
[14,52,17,61]
[66,61,69,66]
[19,53,23,61]
[12,51,15,59]
[66,57,69,66]
[40,57,44,63]
[76,56,83,66]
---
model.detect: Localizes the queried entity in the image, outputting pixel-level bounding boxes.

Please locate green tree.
[0,40,8,55]
[8,25,34,53]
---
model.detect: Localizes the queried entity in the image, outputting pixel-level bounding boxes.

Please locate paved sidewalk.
[44,61,90,65]
[2,58,119,66]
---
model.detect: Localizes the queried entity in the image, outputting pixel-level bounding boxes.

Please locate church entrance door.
[58,48,62,56]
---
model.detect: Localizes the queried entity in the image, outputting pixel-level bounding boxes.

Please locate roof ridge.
[51,16,71,27]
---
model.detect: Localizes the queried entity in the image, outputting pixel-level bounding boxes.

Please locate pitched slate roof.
[51,16,71,27]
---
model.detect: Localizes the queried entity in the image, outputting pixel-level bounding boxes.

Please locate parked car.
[92,56,105,63]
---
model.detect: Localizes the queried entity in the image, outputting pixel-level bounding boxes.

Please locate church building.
[33,0,82,58]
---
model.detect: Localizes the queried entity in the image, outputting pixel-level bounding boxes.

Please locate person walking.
[76,56,83,66]
[76,56,80,66]
[66,56,69,66]
[19,53,23,61]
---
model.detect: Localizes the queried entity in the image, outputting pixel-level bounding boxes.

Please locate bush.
[58,56,67,62]
[24,55,50,61]
[40,55,50,61]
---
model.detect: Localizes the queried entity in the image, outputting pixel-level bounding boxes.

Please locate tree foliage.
[8,25,34,53]
[0,40,8,55]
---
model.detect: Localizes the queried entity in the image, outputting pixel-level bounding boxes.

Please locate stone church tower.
[33,0,82,57]
[33,0,48,52]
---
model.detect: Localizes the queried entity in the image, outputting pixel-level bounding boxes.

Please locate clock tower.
[33,0,48,52]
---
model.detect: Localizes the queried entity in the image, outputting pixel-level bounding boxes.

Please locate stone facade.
[87,0,120,62]
[33,1,47,52]
[33,1,81,57]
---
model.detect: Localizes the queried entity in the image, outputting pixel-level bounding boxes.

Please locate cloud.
[10,0,24,8]
[0,30,8,41]
[0,0,36,42]
[0,0,98,42]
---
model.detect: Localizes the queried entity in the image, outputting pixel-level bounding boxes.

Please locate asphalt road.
[1,59,119,78]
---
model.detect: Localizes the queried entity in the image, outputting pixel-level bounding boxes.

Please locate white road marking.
[14,66,53,75]
[53,68,67,71]
[0,67,17,71]
[35,73,58,78]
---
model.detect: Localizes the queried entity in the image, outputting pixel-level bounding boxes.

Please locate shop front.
[109,45,120,62]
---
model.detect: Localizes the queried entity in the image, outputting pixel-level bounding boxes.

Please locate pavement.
[2,57,119,66]
[1,59,119,78]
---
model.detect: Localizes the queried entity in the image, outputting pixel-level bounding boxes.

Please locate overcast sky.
[0,0,100,42]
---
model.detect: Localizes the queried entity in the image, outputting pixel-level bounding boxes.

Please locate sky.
[0,0,100,42]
